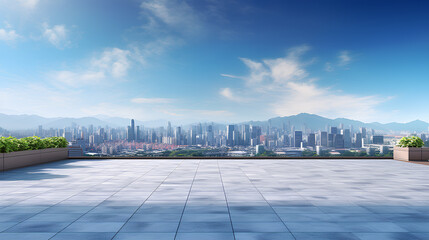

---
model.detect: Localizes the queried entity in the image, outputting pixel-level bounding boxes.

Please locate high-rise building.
[372,135,384,145]
[242,124,250,146]
[136,126,140,142]
[328,133,334,147]
[320,131,328,147]
[175,127,182,145]
[342,129,351,148]
[355,133,362,148]
[294,131,302,148]
[334,134,344,148]
[307,133,316,147]
[127,119,135,141]
[360,127,367,139]
[207,125,214,146]
[38,125,43,137]
[330,127,338,135]
[227,125,235,146]
[167,121,172,137]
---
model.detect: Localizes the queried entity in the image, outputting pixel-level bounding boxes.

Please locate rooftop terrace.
[1,159,429,240]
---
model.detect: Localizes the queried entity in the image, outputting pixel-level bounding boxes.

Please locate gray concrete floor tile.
[119,222,179,233]
[178,222,233,233]
[235,232,295,240]
[1,159,429,238]
[294,232,360,240]
[51,232,115,240]
[62,222,125,232]
[175,232,235,240]
[113,233,176,240]
[4,221,70,233]
[0,233,56,240]
[233,222,289,233]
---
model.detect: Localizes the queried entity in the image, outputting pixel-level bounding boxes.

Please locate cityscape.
[1,1,429,239]
[2,113,428,157]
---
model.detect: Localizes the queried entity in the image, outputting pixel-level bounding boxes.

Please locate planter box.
[0,153,3,171]
[2,148,68,171]
[423,148,429,161]
[394,146,429,161]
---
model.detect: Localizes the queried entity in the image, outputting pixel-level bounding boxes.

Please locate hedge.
[0,136,68,153]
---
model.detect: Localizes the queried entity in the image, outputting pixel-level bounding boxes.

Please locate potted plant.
[1,136,69,171]
[394,136,429,161]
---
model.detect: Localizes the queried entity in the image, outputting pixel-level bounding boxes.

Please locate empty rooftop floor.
[1,159,429,240]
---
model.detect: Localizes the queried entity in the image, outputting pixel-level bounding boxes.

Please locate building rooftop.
[1,159,429,239]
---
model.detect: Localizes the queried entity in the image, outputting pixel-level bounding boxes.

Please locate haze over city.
[0,0,428,124]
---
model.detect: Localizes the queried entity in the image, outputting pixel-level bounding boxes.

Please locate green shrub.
[0,136,68,153]
[397,136,424,148]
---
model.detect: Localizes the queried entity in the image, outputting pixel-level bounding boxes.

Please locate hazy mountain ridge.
[0,112,428,132]
[245,113,429,133]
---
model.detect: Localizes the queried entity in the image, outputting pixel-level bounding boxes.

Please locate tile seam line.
[1,161,141,234]
[217,160,237,240]
[238,164,297,240]
[48,160,174,239]
[110,159,187,240]
[173,159,201,240]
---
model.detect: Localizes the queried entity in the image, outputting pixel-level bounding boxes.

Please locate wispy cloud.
[324,50,353,72]
[18,0,39,9]
[221,46,385,121]
[219,88,247,103]
[49,48,131,87]
[131,98,174,104]
[43,23,69,48]
[0,28,20,42]
[140,0,203,36]
[338,50,352,66]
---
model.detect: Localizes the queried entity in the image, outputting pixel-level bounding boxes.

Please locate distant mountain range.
[0,113,167,130]
[0,112,428,133]
[246,113,429,133]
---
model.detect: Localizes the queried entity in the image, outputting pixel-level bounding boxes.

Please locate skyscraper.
[355,133,362,148]
[227,125,235,146]
[127,119,135,141]
[320,131,328,147]
[360,127,367,139]
[342,129,351,148]
[294,131,302,148]
[308,133,316,147]
[372,135,384,144]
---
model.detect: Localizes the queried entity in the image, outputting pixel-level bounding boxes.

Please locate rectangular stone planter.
[1,148,68,171]
[394,146,429,161]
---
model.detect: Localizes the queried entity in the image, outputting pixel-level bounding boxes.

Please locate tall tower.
[227,125,235,146]
[128,119,135,141]
[294,131,303,148]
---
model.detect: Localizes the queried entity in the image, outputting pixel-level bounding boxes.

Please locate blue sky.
[0,0,428,124]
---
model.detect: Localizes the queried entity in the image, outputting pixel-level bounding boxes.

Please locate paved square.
[1,159,429,240]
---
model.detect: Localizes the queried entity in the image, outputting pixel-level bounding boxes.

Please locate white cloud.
[92,48,131,78]
[131,98,173,104]
[18,0,39,9]
[50,71,105,86]
[220,46,385,121]
[50,48,131,87]
[338,50,351,66]
[219,88,247,103]
[140,0,202,36]
[43,23,69,48]
[0,28,20,42]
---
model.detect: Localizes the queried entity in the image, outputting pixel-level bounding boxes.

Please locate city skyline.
[28,117,428,157]
[1,0,428,123]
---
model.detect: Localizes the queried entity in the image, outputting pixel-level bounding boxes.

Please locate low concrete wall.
[1,148,68,171]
